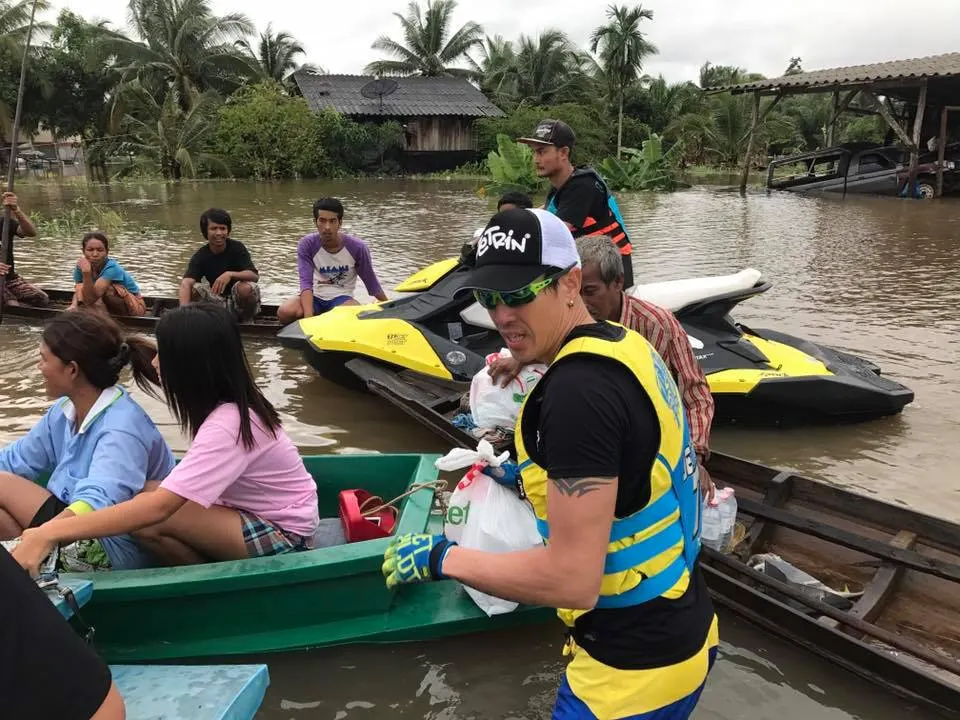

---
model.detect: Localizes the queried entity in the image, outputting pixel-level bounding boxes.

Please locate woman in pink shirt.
[13,303,319,572]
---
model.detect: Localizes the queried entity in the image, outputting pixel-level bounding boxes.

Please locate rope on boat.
[359,480,449,520]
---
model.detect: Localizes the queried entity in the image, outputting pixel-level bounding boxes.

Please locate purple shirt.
[296,233,384,301]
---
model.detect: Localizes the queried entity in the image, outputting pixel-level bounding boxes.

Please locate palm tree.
[590,4,658,157]
[0,0,52,54]
[364,0,482,78]
[469,34,516,103]
[107,0,254,111]
[104,81,226,179]
[508,30,593,106]
[237,23,322,88]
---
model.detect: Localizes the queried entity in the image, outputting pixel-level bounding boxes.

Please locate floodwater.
[2,179,958,718]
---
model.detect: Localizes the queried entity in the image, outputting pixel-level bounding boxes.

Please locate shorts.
[192,281,261,321]
[2,274,49,307]
[552,615,720,720]
[28,495,112,571]
[28,495,69,528]
[313,295,352,314]
[238,511,309,558]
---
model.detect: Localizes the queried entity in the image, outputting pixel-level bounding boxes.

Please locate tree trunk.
[617,87,624,159]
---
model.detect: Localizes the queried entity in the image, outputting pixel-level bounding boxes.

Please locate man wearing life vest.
[382,208,719,720]
[517,119,635,289]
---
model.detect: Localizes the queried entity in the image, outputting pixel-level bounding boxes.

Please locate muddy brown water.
[2,180,958,718]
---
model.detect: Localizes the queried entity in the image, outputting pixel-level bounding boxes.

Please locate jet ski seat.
[458,268,765,331]
[631,268,763,313]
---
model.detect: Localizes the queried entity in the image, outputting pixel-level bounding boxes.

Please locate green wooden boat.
[63,453,554,663]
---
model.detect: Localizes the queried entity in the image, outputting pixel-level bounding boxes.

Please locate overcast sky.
[61,0,960,84]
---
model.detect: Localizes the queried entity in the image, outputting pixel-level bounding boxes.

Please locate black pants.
[28,494,69,528]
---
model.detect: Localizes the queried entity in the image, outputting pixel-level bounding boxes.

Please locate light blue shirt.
[0,386,175,569]
[72,257,141,295]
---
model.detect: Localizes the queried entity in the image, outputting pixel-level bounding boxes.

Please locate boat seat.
[111,664,270,720]
[631,268,764,312]
[458,268,764,330]
[460,301,496,330]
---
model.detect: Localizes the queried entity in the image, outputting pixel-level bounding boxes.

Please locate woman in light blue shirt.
[0,311,174,570]
[68,231,147,316]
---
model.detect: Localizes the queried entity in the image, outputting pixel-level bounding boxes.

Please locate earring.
[566,299,575,308]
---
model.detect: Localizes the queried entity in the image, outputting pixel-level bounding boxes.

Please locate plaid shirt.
[619,293,714,458]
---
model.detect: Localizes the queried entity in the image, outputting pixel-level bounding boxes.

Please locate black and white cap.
[458,208,581,293]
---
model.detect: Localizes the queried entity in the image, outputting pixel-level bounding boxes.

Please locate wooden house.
[293,73,504,172]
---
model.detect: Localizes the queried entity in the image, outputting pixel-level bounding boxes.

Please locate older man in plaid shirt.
[489,234,716,497]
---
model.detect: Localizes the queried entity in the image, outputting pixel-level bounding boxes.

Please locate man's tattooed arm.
[550,476,616,498]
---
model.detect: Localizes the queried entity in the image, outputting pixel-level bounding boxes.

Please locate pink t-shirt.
[160,404,319,537]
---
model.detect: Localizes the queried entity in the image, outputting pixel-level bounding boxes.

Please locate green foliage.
[481,134,543,195]
[212,83,403,178]
[214,82,329,178]
[365,0,482,78]
[33,197,125,235]
[597,134,686,191]
[477,103,614,166]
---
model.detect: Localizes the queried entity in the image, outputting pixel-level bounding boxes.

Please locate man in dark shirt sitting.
[178,208,260,321]
[518,119,635,288]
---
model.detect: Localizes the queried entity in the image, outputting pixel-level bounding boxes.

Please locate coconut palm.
[237,23,322,87]
[104,81,226,179]
[508,29,594,106]
[107,0,254,111]
[469,34,516,102]
[590,4,658,157]
[364,0,482,78]
[0,0,52,54]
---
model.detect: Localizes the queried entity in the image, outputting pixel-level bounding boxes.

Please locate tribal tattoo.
[550,476,615,497]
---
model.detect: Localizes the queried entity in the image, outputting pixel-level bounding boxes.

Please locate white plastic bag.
[438,442,543,616]
[469,348,547,430]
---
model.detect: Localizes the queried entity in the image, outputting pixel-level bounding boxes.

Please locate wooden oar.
[0,0,40,326]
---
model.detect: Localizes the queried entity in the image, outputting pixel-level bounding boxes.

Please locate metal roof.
[293,73,505,118]
[713,52,960,95]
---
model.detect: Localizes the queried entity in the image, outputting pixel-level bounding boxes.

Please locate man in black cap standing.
[518,119,635,288]
[381,208,717,720]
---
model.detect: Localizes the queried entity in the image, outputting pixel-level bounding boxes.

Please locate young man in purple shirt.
[277,198,389,325]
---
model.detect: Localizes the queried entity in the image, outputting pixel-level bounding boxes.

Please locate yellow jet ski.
[278,257,914,425]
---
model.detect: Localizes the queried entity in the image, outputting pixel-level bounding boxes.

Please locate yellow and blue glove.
[382,533,457,590]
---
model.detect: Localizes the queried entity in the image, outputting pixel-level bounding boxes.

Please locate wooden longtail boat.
[2,288,283,338]
[343,357,960,715]
[62,452,553,664]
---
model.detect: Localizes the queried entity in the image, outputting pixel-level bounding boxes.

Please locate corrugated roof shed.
[713,52,960,95]
[293,73,505,118]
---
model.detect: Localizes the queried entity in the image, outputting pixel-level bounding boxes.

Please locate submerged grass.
[32,197,126,236]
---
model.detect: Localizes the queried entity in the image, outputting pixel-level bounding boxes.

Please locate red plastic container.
[339,489,397,542]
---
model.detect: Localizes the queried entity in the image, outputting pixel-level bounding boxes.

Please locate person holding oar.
[0,191,47,309]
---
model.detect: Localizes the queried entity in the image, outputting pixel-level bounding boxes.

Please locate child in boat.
[12,302,320,573]
[0,311,175,571]
[68,231,147,316]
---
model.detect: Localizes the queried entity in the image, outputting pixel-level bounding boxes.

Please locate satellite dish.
[360,78,399,112]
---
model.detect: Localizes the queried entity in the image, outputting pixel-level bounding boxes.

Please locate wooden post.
[906,80,928,195]
[936,105,948,197]
[866,91,914,147]
[740,91,761,196]
[827,89,840,146]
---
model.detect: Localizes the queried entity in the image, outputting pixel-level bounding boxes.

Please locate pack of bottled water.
[701,487,738,552]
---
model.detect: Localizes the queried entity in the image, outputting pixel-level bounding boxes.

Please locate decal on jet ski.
[386,333,408,346]
[446,350,467,365]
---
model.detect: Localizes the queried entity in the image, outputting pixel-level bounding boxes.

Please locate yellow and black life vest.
[514,327,702,627]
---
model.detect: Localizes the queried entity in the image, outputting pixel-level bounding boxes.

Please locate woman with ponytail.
[0,311,175,571]
[13,303,318,575]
